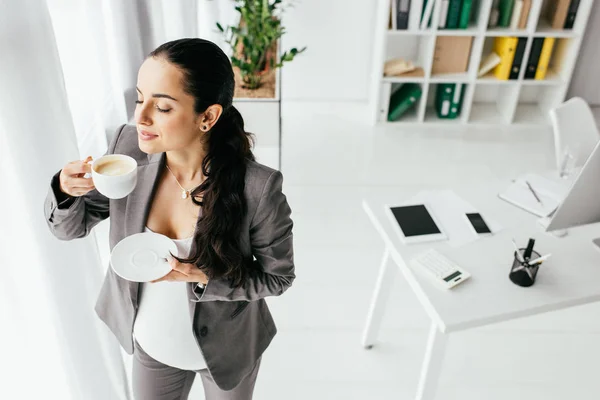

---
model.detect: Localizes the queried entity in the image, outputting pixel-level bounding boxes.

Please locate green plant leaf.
[221,0,307,89]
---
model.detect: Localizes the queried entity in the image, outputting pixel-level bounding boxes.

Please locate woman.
[44,38,295,400]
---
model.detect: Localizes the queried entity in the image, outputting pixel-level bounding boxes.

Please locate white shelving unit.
[370,0,593,126]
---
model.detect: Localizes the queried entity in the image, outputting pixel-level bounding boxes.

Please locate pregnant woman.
[44,38,295,400]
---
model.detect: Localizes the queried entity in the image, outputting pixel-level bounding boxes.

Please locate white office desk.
[361,181,600,400]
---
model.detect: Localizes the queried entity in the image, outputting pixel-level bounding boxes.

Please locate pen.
[527,253,552,266]
[512,239,525,263]
[525,180,543,205]
[523,238,535,260]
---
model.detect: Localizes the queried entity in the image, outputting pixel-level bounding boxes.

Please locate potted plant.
[216,0,306,98]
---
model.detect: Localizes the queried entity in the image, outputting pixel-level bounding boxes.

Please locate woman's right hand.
[59,156,96,197]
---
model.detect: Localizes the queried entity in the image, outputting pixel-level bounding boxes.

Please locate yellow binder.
[493,37,518,80]
[535,38,556,80]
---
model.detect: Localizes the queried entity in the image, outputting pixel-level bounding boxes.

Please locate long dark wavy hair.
[149,38,255,288]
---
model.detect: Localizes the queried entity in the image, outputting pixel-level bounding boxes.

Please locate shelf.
[513,85,563,125]
[521,70,564,85]
[387,106,420,124]
[383,66,426,82]
[469,103,505,125]
[371,0,592,126]
[387,29,432,36]
[476,72,520,84]
[424,107,464,123]
[436,27,480,36]
[383,76,426,83]
[476,71,563,86]
[385,35,433,74]
[469,83,519,124]
[513,104,547,125]
[534,20,579,38]
[430,72,471,83]
[484,27,529,37]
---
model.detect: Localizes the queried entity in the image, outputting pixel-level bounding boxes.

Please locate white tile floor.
[186,102,600,399]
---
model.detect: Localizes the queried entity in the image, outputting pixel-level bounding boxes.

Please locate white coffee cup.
[91,154,138,199]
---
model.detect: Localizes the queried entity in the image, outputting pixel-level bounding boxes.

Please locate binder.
[488,0,500,27]
[509,37,527,79]
[432,36,473,74]
[498,0,515,27]
[379,83,392,121]
[564,0,581,29]
[435,84,456,119]
[439,0,450,28]
[493,37,518,80]
[420,0,435,29]
[524,37,544,79]
[446,0,463,29]
[396,0,411,29]
[509,0,523,30]
[535,37,556,80]
[459,0,473,29]
[449,83,465,118]
[387,83,422,121]
[547,0,570,29]
[517,0,531,29]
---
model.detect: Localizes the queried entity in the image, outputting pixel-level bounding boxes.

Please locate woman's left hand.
[151,255,209,285]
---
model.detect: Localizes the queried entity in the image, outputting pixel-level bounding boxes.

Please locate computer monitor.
[546,139,600,247]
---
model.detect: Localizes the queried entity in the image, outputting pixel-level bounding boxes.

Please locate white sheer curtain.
[1,0,237,398]
[0,1,128,399]
[45,0,238,159]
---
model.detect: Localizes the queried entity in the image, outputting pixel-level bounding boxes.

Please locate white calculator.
[410,249,471,290]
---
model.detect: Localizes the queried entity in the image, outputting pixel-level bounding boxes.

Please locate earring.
[201,125,208,131]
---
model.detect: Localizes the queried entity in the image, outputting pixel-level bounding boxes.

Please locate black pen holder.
[509,249,541,287]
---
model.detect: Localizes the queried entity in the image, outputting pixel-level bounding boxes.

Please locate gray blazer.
[44,124,295,391]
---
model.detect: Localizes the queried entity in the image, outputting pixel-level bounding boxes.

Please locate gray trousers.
[133,340,261,400]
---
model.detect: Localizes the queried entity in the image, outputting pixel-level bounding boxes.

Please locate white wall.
[281,0,599,105]
[280,0,376,102]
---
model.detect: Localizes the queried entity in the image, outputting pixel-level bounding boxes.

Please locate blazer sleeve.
[194,170,295,302]
[43,124,126,240]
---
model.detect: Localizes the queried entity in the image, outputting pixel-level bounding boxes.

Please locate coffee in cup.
[91,154,138,199]
[95,159,134,176]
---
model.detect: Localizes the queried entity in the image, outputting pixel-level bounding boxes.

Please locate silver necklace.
[166,164,202,199]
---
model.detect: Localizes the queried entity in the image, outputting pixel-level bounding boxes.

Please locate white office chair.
[549,97,600,174]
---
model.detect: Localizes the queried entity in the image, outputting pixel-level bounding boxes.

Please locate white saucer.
[110,232,178,282]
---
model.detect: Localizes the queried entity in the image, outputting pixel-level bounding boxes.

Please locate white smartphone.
[465,212,492,236]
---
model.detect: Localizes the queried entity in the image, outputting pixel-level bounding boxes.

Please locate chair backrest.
[549,97,600,172]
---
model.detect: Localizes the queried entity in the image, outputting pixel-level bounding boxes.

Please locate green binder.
[435,83,464,119]
[435,84,454,118]
[459,0,473,28]
[449,83,465,118]
[421,0,433,28]
[446,0,463,29]
[498,0,515,27]
[387,83,422,121]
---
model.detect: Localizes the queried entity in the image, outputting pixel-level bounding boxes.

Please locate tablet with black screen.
[385,203,447,244]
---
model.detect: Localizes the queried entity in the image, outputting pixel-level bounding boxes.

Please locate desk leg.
[415,322,448,400]
[362,247,397,349]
